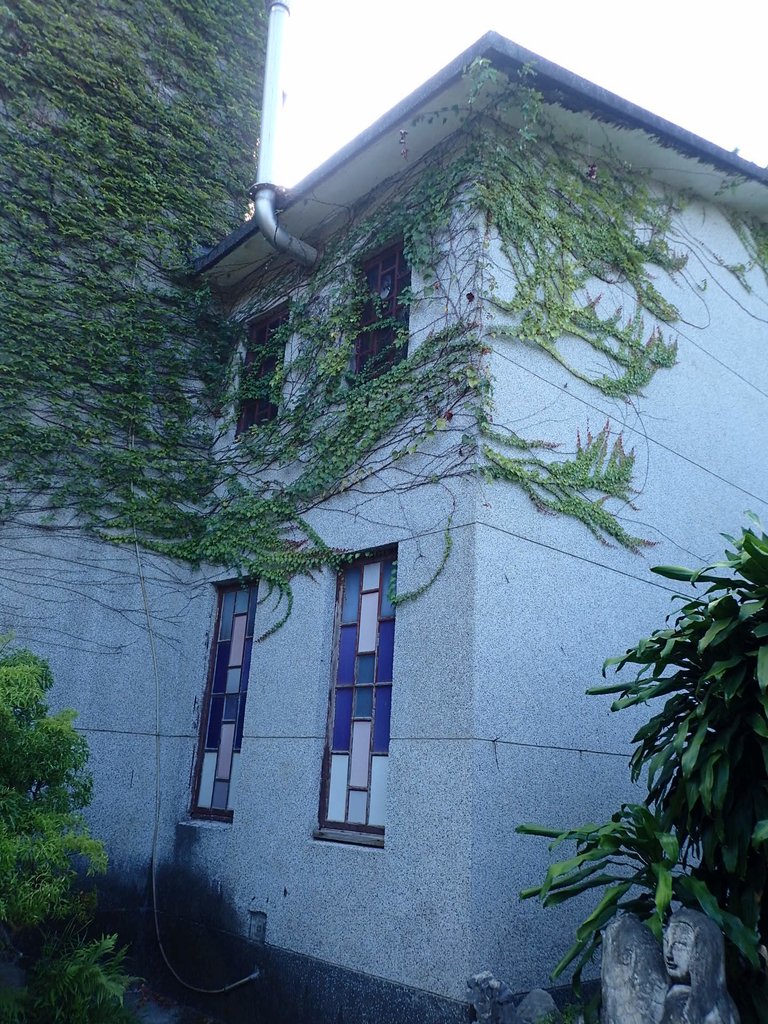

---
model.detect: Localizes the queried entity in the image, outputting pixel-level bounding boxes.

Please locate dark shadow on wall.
[92,852,470,1024]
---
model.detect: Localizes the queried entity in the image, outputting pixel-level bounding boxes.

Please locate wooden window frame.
[317,548,397,841]
[190,581,258,821]
[354,245,410,377]
[236,308,288,436]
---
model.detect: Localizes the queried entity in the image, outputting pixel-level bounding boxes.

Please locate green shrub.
[518,519,768,1023]
[0,648,105,929]
[25,932,135,1024]
[0,643,135,1022]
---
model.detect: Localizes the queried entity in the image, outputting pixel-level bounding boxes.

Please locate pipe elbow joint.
[252,185,317,269]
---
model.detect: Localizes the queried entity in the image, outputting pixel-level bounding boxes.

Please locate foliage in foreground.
[0,644,135,1023]
[518,520,768,1023]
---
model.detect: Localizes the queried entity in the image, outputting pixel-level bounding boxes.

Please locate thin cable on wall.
[130,428,259,995]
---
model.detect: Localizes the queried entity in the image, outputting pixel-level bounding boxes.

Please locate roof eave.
[195,30,768,277]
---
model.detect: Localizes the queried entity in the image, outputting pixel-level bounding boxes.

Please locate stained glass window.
[320,550,396,835]
[355,246,410,377]
[236,309,288,435]
[194,582,258,816]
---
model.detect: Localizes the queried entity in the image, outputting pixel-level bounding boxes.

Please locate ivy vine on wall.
[3,21,763,606]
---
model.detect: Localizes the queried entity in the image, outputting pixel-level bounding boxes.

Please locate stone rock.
[515,987,559,1023]
[467,971,519,1024]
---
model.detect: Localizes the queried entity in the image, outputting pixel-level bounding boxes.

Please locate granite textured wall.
[1,162,766,1022]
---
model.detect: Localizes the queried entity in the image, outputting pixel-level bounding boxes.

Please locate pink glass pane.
[327,755,348,821]
[349,720,371,787]
[368,756,388,827]
[216,723,235,780]
[229,614,246,667]
[362,561,381,592]
[357,593,378,653]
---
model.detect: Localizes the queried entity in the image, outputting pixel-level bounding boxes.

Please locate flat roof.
[196,31,768,281]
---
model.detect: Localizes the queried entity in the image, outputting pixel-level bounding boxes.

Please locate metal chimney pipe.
[250,0,317,269]
[256,0,288,185]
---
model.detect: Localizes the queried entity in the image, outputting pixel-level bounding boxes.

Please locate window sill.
[312,827,384,849]
[180,817,233,831]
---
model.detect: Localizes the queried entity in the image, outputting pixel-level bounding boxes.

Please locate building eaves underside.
[195,31,768,281]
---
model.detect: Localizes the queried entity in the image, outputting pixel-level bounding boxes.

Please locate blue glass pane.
[234,588,249,614]
[373,685,392,753]
[223,694,239,720]
[332,688,353,751]
[380,560,395,618]
[337,625,356,685]
[357,653,375,684]
[219,591,235,640]
[206,695,224,749]
[342,567,361,623]
[354,686,373,718]
[241,640,252,693]
[246,586,258,637]
[235,694,247,749]
[376,619,395,682]
[212,643,230,692]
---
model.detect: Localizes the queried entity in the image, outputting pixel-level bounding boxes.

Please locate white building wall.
[467,190,768,992]
[1,157,766,1015]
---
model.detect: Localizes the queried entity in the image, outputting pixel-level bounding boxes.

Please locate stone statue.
[661,909,739,1024]
[601,911,739,1024]
[601,913,668,1024]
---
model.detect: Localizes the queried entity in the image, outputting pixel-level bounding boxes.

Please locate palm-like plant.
[519,519,768,1022]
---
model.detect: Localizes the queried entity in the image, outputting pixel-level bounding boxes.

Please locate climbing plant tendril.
[3,30,763,603]
[0,0,264,547]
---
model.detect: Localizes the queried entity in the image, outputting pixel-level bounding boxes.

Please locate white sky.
[277,0,766,186]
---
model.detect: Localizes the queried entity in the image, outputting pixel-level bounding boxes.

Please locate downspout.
[250,0,317,269]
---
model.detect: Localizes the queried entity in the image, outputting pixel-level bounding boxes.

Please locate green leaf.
[739,600,765,621]
[515,823,567,839]
[758,645,768,692]
[751,820,768,847]
[575,881,633,940]
[699,617,736,651]
[658,831,679,863]
[653,864,673,917]
[651,565,696,581]
[681,719,709,777]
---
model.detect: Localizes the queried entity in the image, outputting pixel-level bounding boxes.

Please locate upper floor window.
[236,309,288,436]
[319,550,396,839]
[193,582,258,817]
[355,245,410,377]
